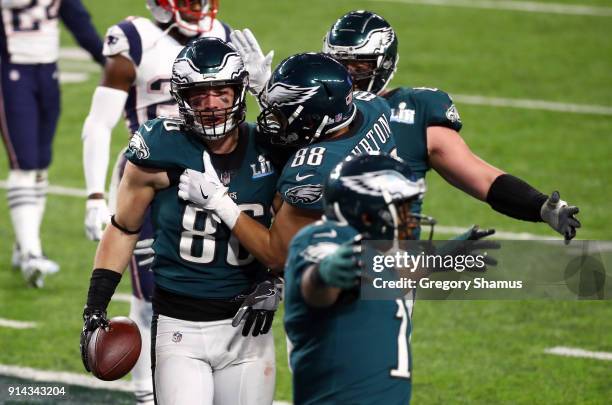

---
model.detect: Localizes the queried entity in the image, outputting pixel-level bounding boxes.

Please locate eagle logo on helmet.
[172,58,201,84]
[285,184,323,205]
[340,170,424,200]
[128,132,150,160]
[263,82,321,107]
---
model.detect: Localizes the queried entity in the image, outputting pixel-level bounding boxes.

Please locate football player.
[80,38,278,405]
[322,10,581,242]
[284,152,425,404]
[1,0,103,286]
[80,1,231,402]
[177,52,398,270]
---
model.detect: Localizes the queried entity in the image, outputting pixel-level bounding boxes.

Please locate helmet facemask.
[173,81,247,141]
[147,0,218,36]
[257,103,356,149]
[387,197,436,242]
[333,53,398,94]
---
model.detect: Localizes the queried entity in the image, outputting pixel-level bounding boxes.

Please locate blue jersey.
[125,118,278,300]
[285,220,414,405]
[278,92,397,212]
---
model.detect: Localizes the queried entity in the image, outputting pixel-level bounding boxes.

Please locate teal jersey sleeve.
[125,117,204,170]
[411,87,462,131]
[277,145,331,211]
[287,221,358,277]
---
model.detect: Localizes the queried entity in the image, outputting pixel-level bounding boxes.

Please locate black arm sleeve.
[486,174,548,222]
[60,0,105,66]
[86,269,122,311]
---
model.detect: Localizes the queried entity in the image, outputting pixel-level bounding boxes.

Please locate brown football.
[87,316,142,381]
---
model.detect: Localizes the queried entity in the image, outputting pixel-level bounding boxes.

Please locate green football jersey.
[284,220,414,405]
[125,118,278,299]
[383,87,462,234]
[278,92,397,212]
[383,86,462,180]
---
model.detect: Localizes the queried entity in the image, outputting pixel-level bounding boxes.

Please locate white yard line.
[0,181,88,197]
[58,48,93,60]
[0,364,292,404]
[113,293,133,303]
[0,181,588,241]
[0,318,37,329]
[369,0,612,17]
[453,94,612,116]
[0,364,134,391]
[544,346,612,361]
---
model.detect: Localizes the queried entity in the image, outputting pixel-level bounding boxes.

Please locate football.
[87,317,142,381]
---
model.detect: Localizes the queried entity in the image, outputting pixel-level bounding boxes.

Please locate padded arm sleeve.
[82,86,128,196]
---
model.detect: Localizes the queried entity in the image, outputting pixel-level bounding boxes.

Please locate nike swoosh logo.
[199,186,208,200]
[143,123,152,131]
[314,229,337,238]
[296,173,315,181]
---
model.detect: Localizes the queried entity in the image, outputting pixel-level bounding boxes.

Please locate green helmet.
[323,10,398,95]
[324,152,432,241]
[257,52,356,149]
[171,37,248,141]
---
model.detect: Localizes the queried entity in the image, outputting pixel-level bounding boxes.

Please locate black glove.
[232,277,283,337]
[80,307,109,372]
[438,225,500,268]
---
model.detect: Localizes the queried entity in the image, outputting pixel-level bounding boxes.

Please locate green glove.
[317,243,361,289]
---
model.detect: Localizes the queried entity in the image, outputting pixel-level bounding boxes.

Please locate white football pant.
[153,315,275,405]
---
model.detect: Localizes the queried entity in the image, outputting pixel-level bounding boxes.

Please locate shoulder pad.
[125,118,193,169]
[289,221,358,269]
[411,87,462,131]
[354,91,392,118]
[103,17,143,66]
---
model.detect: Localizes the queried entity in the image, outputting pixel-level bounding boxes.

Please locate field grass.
[1,0,611,403]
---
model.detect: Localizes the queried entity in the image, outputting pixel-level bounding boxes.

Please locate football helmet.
[323,10,398,95]
[146,0,218,35]
[171,38,248,141]
[324,153,435,241]
[257,52,356,149]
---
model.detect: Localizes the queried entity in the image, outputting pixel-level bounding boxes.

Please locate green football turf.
[1,0,611,403]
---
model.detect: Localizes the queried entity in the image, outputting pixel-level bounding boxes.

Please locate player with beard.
[322,10,580,242]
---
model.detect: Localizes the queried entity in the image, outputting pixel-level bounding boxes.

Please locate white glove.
[133,238,155,267]
[230,28,273,95]
[177,152,242,229]
[85,198,110,241]
[540,191,581,243]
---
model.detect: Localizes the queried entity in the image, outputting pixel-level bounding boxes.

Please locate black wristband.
[85,269,122,312]
[486,174,548,222]
[110,215,141,235]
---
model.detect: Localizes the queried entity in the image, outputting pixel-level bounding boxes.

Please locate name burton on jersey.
[351,115,392,155]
